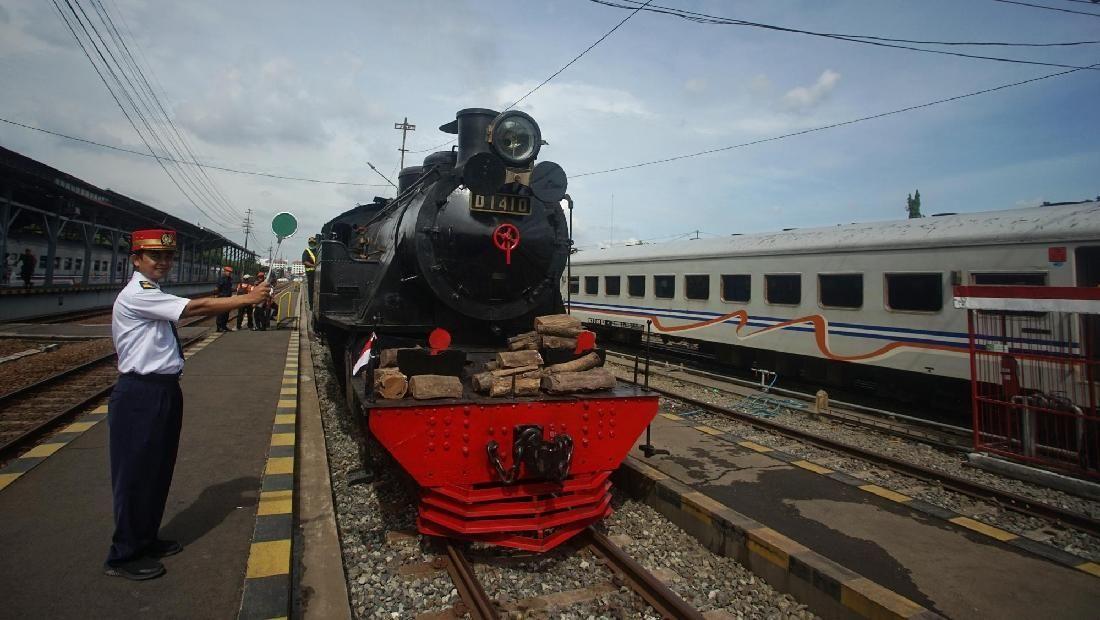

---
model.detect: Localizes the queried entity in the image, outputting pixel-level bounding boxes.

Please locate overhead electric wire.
[505,0,654,111]
[94,0,241,221]
[590,0,1100,46]
[407,138,457,154]
[50,0,238,230]
[988,0,1100,17]
[0,117,391,187]
[574,61,1099,178]
[74,0,240,226]
[60,0,239,228]
[590,1,1100,70]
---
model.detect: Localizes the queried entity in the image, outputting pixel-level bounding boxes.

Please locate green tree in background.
[906,190,923,219]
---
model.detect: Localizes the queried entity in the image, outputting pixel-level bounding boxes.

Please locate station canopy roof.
[0,145,251,253]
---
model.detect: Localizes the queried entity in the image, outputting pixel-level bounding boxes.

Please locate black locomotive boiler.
[313,107,571,357]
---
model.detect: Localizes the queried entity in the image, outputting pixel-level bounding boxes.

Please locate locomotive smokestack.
[452,108,497,167]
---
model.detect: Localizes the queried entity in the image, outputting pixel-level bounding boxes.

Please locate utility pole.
[395,117,416,169]
[242,208,254,250]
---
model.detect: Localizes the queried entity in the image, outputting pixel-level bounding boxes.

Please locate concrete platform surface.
[0,329,290,618]
[634,414,1100,620]
[0,323,208,340]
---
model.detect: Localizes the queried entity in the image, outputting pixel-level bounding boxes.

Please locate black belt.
[121,371,181,383]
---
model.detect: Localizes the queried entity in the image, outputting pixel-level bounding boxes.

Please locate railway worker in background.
[105,229,269,580]
[254,271,273,330]
[214,265,234,332]
[236,275,255,331]
[302,236,318,308]
[18,248,36,288]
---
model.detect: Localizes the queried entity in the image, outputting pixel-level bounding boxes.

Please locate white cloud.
[782,69,840,112]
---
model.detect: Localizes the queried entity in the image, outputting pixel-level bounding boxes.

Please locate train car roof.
[572,200,1100,264]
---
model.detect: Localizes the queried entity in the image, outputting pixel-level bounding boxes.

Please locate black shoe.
[147,539,183,558]
[104,557,166,581]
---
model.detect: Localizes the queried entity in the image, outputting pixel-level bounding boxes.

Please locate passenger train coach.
[565,200,1100,411]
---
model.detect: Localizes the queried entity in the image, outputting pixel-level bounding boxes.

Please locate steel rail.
[584,528,704,620]
[637,381,1100,537]
[605,348,970,442]
[443,542,498,620]
[604,351,970,452]
[0,325,208,462]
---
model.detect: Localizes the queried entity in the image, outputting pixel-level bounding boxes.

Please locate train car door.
[1077,247,1100,363]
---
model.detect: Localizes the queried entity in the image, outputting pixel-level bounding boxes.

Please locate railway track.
[605,349,971,451]
[619,368,1100,538]
[0,318,209,462]
[438,528,704,619]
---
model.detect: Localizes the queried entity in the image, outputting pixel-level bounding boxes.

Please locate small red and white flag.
[352,332,378,376]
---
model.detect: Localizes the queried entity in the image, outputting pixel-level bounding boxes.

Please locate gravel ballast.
[310,332,814,618]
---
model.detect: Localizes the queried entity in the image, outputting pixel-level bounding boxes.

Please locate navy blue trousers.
[106,373,183,564]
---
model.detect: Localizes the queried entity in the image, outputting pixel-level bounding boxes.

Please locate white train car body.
[565,202,1100,392]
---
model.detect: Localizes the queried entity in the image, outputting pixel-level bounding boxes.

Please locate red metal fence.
[955,286,1100,479]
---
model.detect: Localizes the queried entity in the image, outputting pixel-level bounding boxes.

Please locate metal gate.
[954,286,1100,479]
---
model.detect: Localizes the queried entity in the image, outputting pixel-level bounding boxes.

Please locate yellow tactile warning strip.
[238,330,299,620]
[620,457,943,620]
[662,413,1100,580]
[0,330,223,494]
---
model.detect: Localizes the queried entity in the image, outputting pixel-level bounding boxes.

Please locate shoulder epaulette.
[139,281,157,290]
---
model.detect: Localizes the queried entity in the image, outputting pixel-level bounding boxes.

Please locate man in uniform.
[105,229,269,580]
[302,236,318,308]
[214,265,234,332]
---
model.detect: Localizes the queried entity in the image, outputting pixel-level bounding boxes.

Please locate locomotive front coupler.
[486,424,575,484]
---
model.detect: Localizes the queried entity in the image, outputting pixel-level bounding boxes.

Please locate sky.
[1,0,1097,258]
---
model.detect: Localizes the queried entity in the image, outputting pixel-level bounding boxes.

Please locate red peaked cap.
[131,229,178,252]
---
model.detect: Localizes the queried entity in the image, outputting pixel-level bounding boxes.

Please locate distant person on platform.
[236,275,255,331]
[302,236,318,307]
[19,248,36,288]
[214,265,234,332]
[105,229,269,581]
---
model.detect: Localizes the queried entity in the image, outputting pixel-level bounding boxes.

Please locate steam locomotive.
[312,108,658,551]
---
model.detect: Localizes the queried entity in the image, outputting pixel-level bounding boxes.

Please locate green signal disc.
[271,212,298,239]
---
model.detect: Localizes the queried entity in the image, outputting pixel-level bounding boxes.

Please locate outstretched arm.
[182,282,270,318]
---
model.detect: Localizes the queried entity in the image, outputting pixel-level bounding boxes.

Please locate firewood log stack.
[372,314,614,400]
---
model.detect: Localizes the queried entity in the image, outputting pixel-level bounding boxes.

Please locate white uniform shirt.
[112,271,191,375]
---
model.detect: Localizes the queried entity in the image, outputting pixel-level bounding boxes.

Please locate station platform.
[625,414,1100,619]
[0,327,298,618]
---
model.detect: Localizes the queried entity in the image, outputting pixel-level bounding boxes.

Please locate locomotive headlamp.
[488,111,541,167]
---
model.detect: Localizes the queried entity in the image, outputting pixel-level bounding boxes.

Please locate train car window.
[64,257,73,270]
[819,274,863,308]
[54,257,60,268]
[654,275,675,299]
[685,275,709,300]
[94,260,101,271]
[75,259,83,271]
[584,276,598,295]
[605,276,621,296]
[568,276,579,295]
[628,275,645,297]
[765,274,801,305]
[721,275,751,302]
[885,273,942,312]
[971,272,1047,286]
